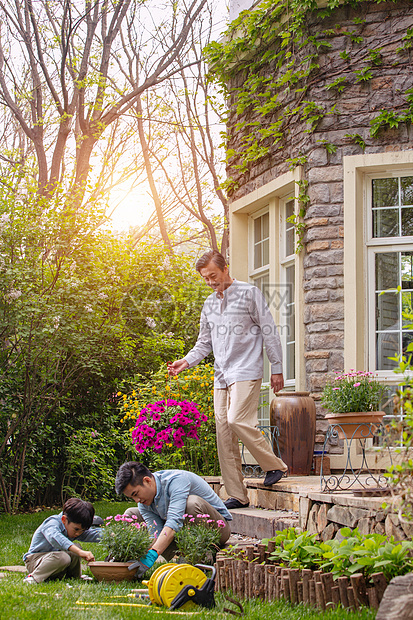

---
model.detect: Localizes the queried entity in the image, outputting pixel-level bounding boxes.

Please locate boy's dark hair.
[195,250,227,273]
[63,498,94,530]
[115,462,154,495]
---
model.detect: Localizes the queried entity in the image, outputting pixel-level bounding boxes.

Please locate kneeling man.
[115,462,232,573]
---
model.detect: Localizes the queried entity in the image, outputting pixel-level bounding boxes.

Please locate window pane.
[402,252,413,289]
[285,265,295,381]
[376,292,399,331]
[262,212,269,238]
[262,239,269,266]
[403,332,413,356]
[376,252,399,290]
[373,208,399,237]
[258,388,270,426]
[286,343,295,381]
[402,292,413,328]
[285,200,294,256]
[254,217,262,242]
[254,242,261,269]
[401,207,413,236]
[372,178,398,208]
[255,273,270,304]
[286,228,294,256]
[401,176,413,205]
[377,330,399,370]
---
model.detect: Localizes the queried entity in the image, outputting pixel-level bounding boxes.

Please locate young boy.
[23,498,102,584]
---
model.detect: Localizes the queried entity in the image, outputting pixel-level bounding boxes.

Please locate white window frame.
[249,207,271,425]
[279,195,296,387]
[344,152,413,389]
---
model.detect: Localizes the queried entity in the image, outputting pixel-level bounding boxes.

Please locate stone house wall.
[226,0,413,439]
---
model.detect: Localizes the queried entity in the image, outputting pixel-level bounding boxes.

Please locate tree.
[129,7,229,256]
[0,0,208,207]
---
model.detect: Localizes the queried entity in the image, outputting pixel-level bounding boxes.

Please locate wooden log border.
[214,557,388,610]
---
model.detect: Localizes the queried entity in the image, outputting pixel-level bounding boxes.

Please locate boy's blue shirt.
[23,512,102,561]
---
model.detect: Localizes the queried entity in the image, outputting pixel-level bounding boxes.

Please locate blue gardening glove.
[138,549,158,571]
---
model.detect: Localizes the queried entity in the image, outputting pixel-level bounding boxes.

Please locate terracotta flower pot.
[325,411,385,440]
[88,561,137,582]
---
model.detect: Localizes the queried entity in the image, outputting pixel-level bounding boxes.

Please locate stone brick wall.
[300,496,413,541]
[226,1,413,439]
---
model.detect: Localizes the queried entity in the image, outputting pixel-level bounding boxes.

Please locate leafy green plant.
[261,526,413,583]
[101,514,153,562]
[317,139,337,154]
[321,371,385,413]
[174,514,225,565]
[370,109,407,137]
[326,76,347,92]
[264,528,322,570]
[345,133,366,151]
[320,527,413,582]
[355,67,373,82]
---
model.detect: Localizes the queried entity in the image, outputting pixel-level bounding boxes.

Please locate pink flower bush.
[101,514,152,562]
[131,399,208,455]
[322,371,385,413]
[175,513,224,565]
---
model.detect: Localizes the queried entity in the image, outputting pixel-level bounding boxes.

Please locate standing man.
[168,250,288,510]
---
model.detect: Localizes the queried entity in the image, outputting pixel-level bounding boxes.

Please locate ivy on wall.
[205,0,413,248]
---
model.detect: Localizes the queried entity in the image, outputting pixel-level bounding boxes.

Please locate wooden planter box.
[215,545,388,610]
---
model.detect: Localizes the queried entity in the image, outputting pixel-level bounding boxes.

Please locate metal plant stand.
[320,421,391,492]
[241,425,282,478]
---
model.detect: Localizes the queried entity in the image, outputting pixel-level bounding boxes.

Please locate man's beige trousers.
[214,379,287,504]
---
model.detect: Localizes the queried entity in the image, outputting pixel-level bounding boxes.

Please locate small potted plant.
[174,513,226,565]
[321,370,385,439]
[89,514,153,582]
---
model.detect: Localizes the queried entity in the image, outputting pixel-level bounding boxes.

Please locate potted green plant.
[321,371,385,439]
[89,514,153,582]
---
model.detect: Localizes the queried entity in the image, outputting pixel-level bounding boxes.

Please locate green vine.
[204,0,413,246]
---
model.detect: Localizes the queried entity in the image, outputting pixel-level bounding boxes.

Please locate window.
[368,174,413,374]
[230,167,303,427]
[254,212,269,269]
[280,198,296,384]
[250,210,271,425]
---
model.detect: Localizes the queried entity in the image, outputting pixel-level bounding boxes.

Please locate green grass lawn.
[0,502,377,619]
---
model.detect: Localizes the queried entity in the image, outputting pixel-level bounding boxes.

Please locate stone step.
[228,506,299,540]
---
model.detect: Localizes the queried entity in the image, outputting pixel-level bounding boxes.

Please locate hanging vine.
[204,0,413,249]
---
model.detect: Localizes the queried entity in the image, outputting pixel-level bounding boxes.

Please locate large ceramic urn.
[270,391,316,475]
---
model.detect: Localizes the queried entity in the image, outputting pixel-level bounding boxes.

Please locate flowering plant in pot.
[89,515,153,582]
[321,371,385,439]
[174,513,226,565]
